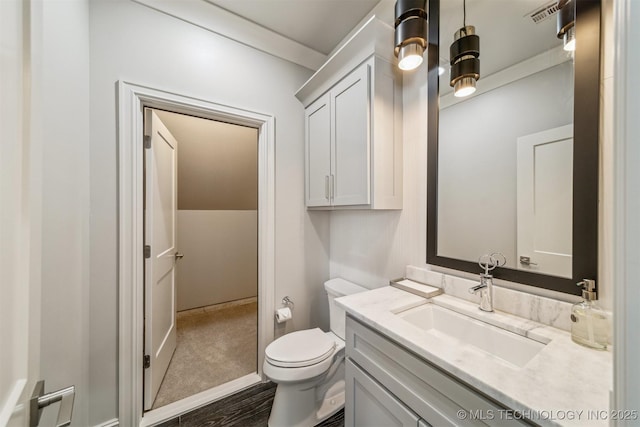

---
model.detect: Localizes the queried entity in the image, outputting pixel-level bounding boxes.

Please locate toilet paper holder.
[282,296,294,309]
[276,297,294,324]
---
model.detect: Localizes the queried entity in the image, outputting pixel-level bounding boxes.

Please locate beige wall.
[156,110,258,210]
[176,210,257,311]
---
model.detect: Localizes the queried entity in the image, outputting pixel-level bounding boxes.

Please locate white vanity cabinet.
[297,18,402,210]
[346,359,421,426]
[345,316,533,427]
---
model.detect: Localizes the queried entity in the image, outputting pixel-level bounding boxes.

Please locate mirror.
[427,0,601,295]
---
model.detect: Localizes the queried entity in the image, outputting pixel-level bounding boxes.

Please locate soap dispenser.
[570,279,609,350]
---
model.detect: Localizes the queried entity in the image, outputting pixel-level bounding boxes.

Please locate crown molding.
[133,0,326,71]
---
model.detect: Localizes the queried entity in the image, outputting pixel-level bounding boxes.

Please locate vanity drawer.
[346,316,533,427]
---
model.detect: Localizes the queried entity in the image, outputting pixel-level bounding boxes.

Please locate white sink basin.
[397,304,546,368]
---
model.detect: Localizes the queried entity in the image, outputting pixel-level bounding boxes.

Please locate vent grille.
[527,1,560,24]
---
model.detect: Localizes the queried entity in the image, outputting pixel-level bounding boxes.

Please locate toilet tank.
[324,278,367,340]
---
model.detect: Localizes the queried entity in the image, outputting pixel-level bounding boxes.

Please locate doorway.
[143,109,259,410]
[117,82,275,427]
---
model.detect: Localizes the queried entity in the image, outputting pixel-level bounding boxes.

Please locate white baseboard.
[91,372,262,427]
[96,419,119,427]
[140,373,263,427]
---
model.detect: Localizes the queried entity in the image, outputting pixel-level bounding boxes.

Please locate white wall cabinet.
[297,18,402,210]
[303,57,402,209]
[305,93,332,207]
[330,62,370,206]
[345,316,533,427]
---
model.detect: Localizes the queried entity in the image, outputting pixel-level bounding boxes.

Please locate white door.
[144,109,178,410]
[516,124,573,278]
[305,93,332,207]
[3,0,80,424]
[1,0,40,424]
[331,63,370,206]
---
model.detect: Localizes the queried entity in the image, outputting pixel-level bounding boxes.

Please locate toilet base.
[267,363,345,427]
[267,382,344,427]
[315,387,345,422]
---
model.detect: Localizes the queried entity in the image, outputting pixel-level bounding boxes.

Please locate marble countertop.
[337,286,613,427]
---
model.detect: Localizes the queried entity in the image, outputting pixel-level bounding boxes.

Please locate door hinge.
[143,108,152,148]
[144,355,151,369]
[144,245,151,259]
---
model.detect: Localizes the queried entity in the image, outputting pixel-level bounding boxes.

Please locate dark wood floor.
[155,382,344,427]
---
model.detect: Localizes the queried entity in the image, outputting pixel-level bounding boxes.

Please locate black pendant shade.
[557,0,576,51]
[449,25,480,97]
[394,0,428,70]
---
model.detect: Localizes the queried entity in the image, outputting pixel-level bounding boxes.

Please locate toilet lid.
[265,328,336,368]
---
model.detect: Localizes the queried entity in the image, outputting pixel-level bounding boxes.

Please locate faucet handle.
[490,252,506,267]
[468,283,486,294]
[478,252,506,274]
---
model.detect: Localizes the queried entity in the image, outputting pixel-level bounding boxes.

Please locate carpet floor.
[152,300,258,409]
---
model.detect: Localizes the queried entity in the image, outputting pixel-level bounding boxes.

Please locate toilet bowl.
[264,278,367,427]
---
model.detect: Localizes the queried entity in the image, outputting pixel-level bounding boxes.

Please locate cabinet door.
[346,359,420,427]
[331,63,370,206]
[305,93,332,207]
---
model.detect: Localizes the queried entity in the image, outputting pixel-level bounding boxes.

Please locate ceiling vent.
[526,1,560,24]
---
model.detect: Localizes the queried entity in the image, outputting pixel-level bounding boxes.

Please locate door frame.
[614,0,640,417]
[117,81,275,426]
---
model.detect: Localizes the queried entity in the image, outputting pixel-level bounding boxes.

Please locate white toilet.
[263,278,367,427]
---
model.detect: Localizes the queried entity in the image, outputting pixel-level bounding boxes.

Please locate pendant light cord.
[463,0,466,27]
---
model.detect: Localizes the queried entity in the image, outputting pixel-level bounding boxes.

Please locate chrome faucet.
[469,273,494,312]
[469,253,506,312]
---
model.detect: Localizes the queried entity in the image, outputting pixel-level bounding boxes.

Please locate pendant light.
[394,0,428,71]
[557,0,576,51]
[449,0,480,97]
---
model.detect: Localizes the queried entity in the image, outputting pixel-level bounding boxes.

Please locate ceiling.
[197,0,565,79]
[205,0,561,72]
[205,0,381,55]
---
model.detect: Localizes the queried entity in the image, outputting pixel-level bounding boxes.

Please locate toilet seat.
[265,328,336,368]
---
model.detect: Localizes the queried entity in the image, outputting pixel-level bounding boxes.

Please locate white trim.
[294,16,395,106]
[95,418,120,427]
[118,81,275,426]
[441,45,571,109]
[140,373,261,427]
[613,0,640,420]
[131,0,325,71]
[0,379,26,426]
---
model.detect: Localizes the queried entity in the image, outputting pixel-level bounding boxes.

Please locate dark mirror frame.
[426,0,601,295]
